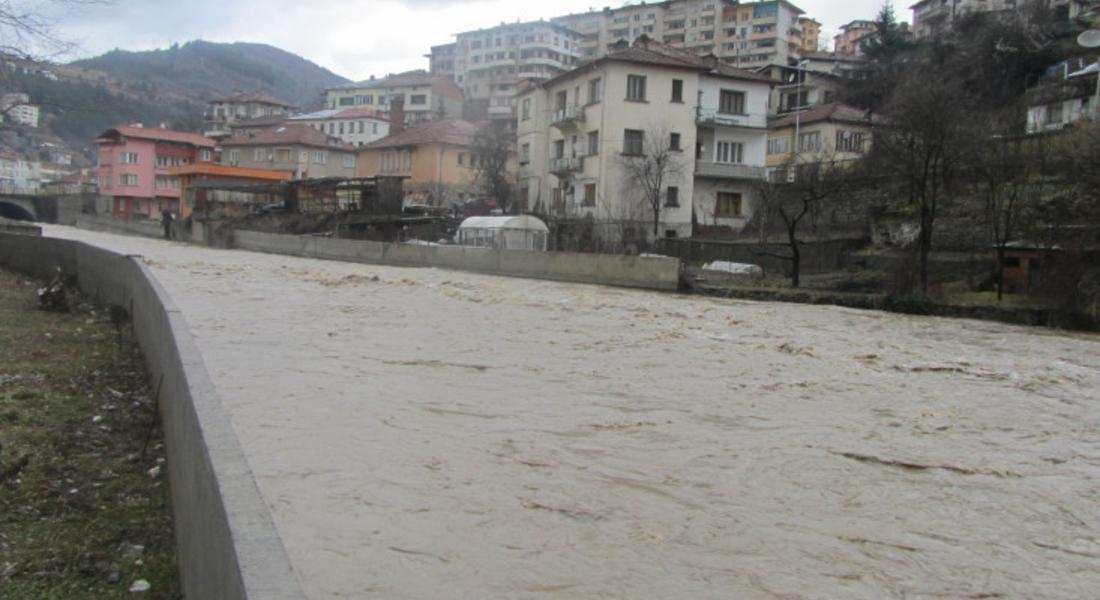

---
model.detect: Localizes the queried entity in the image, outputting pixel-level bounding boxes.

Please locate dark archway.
[0,201,35,222]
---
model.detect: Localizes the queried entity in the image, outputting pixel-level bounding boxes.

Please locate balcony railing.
[695,161,765,180]
[696,108,761,128]
[550,105,585,129]
[550,156,583,174]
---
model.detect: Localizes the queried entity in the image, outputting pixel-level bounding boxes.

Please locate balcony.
[550,156,583,175]
[550,105,585,129]
[696,108,762,128]
[488,104,516,117]
[695,161,766,180]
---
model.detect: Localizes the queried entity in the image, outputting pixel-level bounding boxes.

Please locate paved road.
[50,226,1100,599]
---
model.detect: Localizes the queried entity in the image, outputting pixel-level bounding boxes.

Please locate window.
[584,183,596,206]
[1046,102,1063,124]
[343,154,355,168]
[716,192,742,217]
[670,132,681,151]
[119,152,139,164]
[372,122,379,134]
[228,149,240,164]
[587,78,602,104]
[520,143,530,164]
[767,137,789,155]
[587,130,599,155]
[457,152,465,166]
[626,75,646,101]
[797,131,821,152]
[623,129,644,155]
[276,148,291,162]
[119,173,138,186]
[719,90,746,114]
[358,121,365,134]
[521,98,531,120]
[339,97,355,106]
[553,139,565,159]
[410,94,427,105]
[666,186,679,207]
[312,150,327,164]
[200,149,212,161]
[339,122,345,135]
[254,148,266,161]
[835,130,864,153]
[671,79,683,103]
[715,140,743,163]
[555,90,568,111]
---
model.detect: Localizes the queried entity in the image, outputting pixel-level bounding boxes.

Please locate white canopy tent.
[456,215,549,251]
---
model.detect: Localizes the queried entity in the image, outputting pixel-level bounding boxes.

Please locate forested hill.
[6,40,349,151]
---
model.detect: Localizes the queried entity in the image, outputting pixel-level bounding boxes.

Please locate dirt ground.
[0,268,180,599]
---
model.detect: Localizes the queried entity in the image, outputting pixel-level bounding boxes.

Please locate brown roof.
[220,124,356,150]
[210,92,294,107]
[541,37,777,88]
[770,103,882,129]
[230,114,289,129]
[363,119,479,150]
[96,125,216,148]
[166,163,292,181]
[333,107,389,120]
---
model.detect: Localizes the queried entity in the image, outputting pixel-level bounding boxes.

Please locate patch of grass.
[0,269,181,599]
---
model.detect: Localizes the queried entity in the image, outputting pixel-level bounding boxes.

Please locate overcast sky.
[49,0,903,81]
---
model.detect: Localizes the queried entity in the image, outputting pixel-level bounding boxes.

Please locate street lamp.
[792,59,810,162]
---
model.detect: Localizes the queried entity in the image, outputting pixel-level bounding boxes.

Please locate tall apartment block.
[552,0,808,68]
[427,21,583,119]
[798,17,822,52]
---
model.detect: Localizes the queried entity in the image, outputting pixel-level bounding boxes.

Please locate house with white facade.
[517,36,774,241]
[323,71,464,124]
[289,107,391,147]
[1,93,39,128]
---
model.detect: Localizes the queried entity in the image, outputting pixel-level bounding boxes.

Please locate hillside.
[2,41,349,153]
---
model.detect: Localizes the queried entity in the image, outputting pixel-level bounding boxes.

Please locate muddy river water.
[48,226,1100,599]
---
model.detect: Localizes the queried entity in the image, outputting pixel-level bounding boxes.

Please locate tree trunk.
[995,245,1005,301]
[919,202,933,295]
[788,223,801,288]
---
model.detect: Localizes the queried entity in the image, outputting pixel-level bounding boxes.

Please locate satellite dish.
[1078,29,1100,48]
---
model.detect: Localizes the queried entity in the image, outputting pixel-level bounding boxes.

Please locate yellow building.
[765,103,878,169]
[798,17,821,52]
[358,119,498,207]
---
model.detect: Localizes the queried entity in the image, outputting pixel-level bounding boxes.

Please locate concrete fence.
[76,213,165,240]
[233,230,683,291]
[0,233,305,600]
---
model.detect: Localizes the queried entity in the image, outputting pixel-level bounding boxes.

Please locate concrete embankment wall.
[76,213,165,240]
[234,230,683,291]
[0,233,305,600]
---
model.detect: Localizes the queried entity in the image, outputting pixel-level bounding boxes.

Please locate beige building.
[553,0,809,70]
[765,103,878,170]
[798,17,822,52]
[358,119,488,207]
[289,108,390,147]
[517,38,774,240]
[833,20,876,54]
[323,71,464,124]
[205,92,294,137]
[220,124,358,179]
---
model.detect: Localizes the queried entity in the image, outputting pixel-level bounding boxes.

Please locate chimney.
[389,97,405,133]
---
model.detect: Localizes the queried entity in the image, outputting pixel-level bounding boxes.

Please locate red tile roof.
[363,119,480,150]
[96,125,216,148]
[220,123,356,150]
[230,114,290,128]
[769,103,882,129]
[333,107,389,120]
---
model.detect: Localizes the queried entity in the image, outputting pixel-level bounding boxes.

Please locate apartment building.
[0,93,39,128]
[323,71,464,124]
[1025,57,1098,133]
[220,124,358,179]
[765,103,878,170]
[760,52,867,115]
[798,17,822,52]
[427,20,583,121]
[205,92,295,137]
[0,148,41,192]
[358,119,489,207]
[833,20,876,54]
[289,108,390,147]
[517,37,774,241]
[95,125,216,219]
[552,0,808,69]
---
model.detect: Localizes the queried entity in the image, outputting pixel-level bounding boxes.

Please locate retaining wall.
[233,230,683,291]
[76,213,165,240]
[0,233,304,600]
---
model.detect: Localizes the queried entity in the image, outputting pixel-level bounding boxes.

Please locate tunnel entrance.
[0,201,35,222]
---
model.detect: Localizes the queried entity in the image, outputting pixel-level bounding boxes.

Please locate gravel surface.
[48,226,1100,599]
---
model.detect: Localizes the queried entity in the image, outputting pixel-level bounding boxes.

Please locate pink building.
[95,125,216,220]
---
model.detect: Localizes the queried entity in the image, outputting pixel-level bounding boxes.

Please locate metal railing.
[550,157,583,173]
[695,161,766,180]
[550,105,585,127]
[696,108,762,128]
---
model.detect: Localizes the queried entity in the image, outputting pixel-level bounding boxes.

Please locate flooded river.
[48,226,1100,599]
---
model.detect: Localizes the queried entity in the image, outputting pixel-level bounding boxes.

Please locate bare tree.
[0,1,106,61]
[471,121,516,213]
[617,125,687,241]
[753,158,851,288]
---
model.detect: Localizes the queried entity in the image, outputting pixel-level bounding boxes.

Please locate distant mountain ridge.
[5,40,350,154]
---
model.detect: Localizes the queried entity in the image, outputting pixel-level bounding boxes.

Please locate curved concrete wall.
[0,233,305,600]
[233,230,683,291]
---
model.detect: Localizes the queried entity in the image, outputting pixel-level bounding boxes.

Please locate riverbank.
[0,268,180,599]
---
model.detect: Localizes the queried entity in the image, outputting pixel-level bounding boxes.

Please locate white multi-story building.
[428,20,583,118]
[517,37,774,241]
[205,92,294,137]
[288,108,391,147]
[323,71,464,124]
[1,93,39,128]
[553,0,808,69]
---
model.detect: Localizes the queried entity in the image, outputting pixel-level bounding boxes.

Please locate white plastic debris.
[701,261,763,276]
[129,579,151,593]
